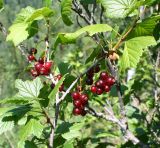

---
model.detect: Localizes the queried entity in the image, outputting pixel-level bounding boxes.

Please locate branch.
[86,105,140,145]
[112,17,139,51]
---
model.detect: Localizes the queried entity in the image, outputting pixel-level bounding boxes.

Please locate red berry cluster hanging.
[28,48,53,77]
[50,74,64,92]
[71,91,88,116]
[85,65,100,85]
[90,72,115,95]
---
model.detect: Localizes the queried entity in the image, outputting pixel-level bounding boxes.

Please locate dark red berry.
[71,92,80,100]
[57,74,62,80]
[59,84,64,92]
[79,94,88,105]
[73,108,82,115]
[29,48,37,54]
[86,78,93,85]
[35,63,43,72]
[104,85,110,92]
[81,110,87,116]
[30,69,39,77]
[94,65,100,73]
[50,83,55,89]
[73,100,82,108]
[39,66,49,75]
[44,61,52,70]
[38,57,44,64]
[100,72,108,80]
[28,55,35,61]
[91,86,97,93]
[106,77,114,86]
[95,80,104,88]
[96,88,103,95]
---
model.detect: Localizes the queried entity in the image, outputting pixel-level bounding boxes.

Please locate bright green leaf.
[100,0,137,18]
[61,0,73,26]
[54,24,112,48]
[19,118,43,142]
[62,130,81,140]
[63,140,74,148]
[15,77,43,98]
[120,36,156,71]
[7,6,54,46]
[7,23,29,46]
[0,119,14,135]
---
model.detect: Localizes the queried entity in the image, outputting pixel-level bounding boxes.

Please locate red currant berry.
[38,57,44,64]
[44,61,53,70]
[73,108,82,115]
[73,100,82,108]
[95,80,104,88]
[59,84,64,92]
[35,63,43,72]
[71,92,80,100]
[28,55,35,61]
[94,65,100,73]
[104,85,110,92]
[79,94,88,105]
[106,77,114,86]
[29,48,37,54]
[39,67,49,75]
[86,78,93,85]
[96,88,103,95]
[91,86,97,93]
[100,72,108,80]
[30,69,39,77]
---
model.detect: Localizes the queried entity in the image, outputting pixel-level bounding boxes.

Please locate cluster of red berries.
[50,74,64,92]
[71,92,88,116]
[86,65,100,85]
[28,48,53,77]
[90,72,115,95]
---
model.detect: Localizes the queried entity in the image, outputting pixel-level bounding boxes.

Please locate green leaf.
[0,0,3,11]
[100,0,137,18]
[7,6,54,46]
[63,140,74,148]
[61,0,73,26]
[0,120,14,135]
[26,7,54,22]
[54,24,112,48]
[24,140,38,148]
[0,108,14,135]
[120,36,156,71]
[48,74,67,102]
[15,77,43,98]
[85,48,99,64]
[62,130,81,140]
[7,23,29,46]
[0,96,29,105]
[128,15,160,39]
[19,118,43,142]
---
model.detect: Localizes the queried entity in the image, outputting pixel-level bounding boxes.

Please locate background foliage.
[0,0,160,148]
